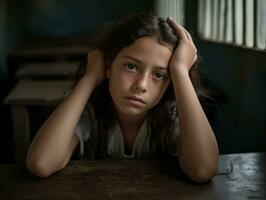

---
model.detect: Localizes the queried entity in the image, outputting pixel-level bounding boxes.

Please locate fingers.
[184,30,193,42]
[167,17,193,42]
[167,17,187,40]
[167,17,197,50]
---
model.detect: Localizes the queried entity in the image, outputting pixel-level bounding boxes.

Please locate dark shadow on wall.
[196,41,266,154]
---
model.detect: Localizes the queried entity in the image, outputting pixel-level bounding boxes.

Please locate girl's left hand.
[167,17,197,74]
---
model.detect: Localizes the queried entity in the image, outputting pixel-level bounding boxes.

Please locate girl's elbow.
[189,164,218,183]
[190,169,216,183]
[26,155,53,178]
[179,158,218,183]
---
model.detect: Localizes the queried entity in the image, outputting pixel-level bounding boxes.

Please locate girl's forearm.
[171,69,219,183]
[26,75,96,176]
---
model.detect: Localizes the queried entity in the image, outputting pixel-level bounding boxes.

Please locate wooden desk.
[0,153,265,199]
[4,80,73,162]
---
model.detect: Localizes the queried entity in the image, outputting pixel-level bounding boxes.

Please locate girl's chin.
[115,106,147,118]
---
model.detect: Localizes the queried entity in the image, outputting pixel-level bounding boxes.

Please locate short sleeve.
[74,104,96,157]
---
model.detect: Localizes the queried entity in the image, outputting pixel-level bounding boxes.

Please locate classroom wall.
[197,41,266,154]
[0,0,24,163]
[186,0,265,154]
[23,0,154,37]
[0,0,22,81]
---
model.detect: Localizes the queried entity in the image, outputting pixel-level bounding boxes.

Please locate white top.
[74,104,180,159]
[107,119,153,158]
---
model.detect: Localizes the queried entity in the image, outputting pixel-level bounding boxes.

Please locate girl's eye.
[124,64,137,71]
[153,72,168,81]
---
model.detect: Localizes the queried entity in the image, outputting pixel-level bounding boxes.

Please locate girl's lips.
[125,96,146,104]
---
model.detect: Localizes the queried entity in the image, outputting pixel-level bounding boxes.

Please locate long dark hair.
[75,13,200,159]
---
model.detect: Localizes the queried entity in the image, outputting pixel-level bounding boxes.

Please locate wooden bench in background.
[4,79,74,162]
[4,39,89,163]
[16,62,79,79]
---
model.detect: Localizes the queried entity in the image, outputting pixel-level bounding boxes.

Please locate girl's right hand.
[84,49,106,87]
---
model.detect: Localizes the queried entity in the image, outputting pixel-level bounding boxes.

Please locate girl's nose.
[132,74,148,93]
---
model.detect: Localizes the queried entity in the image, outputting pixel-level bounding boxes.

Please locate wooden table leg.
[11,106,30,162]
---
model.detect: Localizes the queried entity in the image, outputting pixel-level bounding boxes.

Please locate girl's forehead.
[115,37,172,67]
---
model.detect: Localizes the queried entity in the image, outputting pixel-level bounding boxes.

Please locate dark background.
[0,0,265,163]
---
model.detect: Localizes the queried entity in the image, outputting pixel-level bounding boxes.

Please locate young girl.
[26,13,219,183]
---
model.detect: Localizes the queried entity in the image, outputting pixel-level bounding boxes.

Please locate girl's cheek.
[118,71,130,81]
[153,81,170,98]
[149,83,162,97]
[116,71,133,87]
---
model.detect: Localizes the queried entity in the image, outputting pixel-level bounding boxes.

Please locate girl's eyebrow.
[123,55,168,70]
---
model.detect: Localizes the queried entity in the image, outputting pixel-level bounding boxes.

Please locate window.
[155,0,185,25]
[198,0,266,50]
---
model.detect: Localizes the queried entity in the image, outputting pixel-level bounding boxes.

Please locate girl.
[26,14,219,183]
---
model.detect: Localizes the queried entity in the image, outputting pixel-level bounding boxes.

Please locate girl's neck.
[116,112,146,132]
[116,111,146,155]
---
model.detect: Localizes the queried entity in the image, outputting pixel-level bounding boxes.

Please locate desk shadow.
[4,164,41,181]
[154,157,199,185]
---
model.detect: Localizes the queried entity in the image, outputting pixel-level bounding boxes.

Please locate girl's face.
[108,36,172,119]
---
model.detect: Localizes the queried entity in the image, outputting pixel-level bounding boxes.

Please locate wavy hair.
[75,13,201,158]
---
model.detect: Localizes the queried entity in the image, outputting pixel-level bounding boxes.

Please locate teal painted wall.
[23,0,154,36]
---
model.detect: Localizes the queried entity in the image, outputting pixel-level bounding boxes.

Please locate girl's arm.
[167,18,219,183]
[26,50,105,177]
